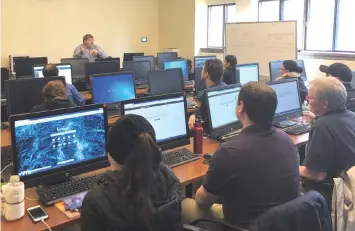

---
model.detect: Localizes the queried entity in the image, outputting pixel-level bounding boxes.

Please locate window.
[207,4,236,48]
[258,0,355,52]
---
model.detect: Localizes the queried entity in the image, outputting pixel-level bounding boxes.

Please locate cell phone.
[27,205,49,222]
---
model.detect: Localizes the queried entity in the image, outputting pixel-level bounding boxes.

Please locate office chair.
[185,191,331,231]
[347,98,355,112]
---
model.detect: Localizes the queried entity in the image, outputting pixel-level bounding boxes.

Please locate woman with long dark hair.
[81,114,183,231]
[223,55,238,84]
[276,60,308,104]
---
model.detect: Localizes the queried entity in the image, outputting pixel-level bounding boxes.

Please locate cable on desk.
[41,219,52,231]
[1,162,13,175]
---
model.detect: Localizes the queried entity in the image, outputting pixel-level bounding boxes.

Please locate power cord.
[1,162,13,175]
[41,219,52,231]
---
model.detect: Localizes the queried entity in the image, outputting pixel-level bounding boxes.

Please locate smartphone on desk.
[27,205,49,222]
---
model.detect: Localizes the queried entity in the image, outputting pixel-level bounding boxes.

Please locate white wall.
[1,0,159,66]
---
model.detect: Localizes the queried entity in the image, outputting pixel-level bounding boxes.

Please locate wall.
[158,0,195,60]
[1,0,159,66]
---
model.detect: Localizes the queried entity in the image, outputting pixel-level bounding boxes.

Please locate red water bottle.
[193,116,203,154]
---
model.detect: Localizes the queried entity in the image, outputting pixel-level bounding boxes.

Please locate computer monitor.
[6,77,66,116]
[148,69,184,96]
[123,61,151,84]
[123,53,144,62]
[133,55,155,70]
[121,93,189,151]
[91,72,136,110]
[60,58,89,79]
[205,84,242,137]
[157,52,177,69]
[194,56,216,69]
[84,61,120,84]
[33,63,72,84]
[236,63,260,85]
[10,104,108,187]
[95,57,121,64]
[268,79,302,123]
[164,60,188,80]
[194,67,206,98]
[1,68,10,94]
[269,60,307,82]
[14,57,48,77]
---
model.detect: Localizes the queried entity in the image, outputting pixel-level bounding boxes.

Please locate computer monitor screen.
[236,63,259,85]
[148,69,184,96]
[84,61,120,83]
[60,58,89,78]
[194,68,206,97]
[157,52,177,69]
[123,61,151,83]
[33,64,72,84]
[6,77,66,116]
[91,72,136,105]
[268,80,301,121]
[133,55,155,70]
[194,56,216,69]
[1,68,10,94]
[164,60,188,80]
[123,53,144,62]
[15,57,48,77]
[269,60,307,81]
[11,105,108,185]
[207,85,241,132]
[122,93,189,150]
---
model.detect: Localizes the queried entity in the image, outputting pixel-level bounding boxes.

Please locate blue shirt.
[67,84,85,106]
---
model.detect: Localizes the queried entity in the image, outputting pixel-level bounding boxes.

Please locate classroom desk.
[1,134,308,231]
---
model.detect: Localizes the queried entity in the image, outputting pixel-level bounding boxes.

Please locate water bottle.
[2,175,25,221]
[193,116,203,154]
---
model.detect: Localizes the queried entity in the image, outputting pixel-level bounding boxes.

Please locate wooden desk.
[1,132,309,231]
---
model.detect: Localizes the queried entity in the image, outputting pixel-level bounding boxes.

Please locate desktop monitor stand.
[275,120,297,128]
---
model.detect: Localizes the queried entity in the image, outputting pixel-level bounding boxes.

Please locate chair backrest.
[251,191,332,231]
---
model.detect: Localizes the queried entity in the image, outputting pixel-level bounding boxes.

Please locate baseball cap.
[319,63,353,82]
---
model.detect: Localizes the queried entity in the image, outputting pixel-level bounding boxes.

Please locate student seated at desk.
[31,80,76,112]
[81,114,183,231]
[43,64,85,106]
[223,55,237,85]
[188,59,227,129]
[276,60,308,104]
[300,77,355,182]
[183,82,300,228]
[320,63,355,104]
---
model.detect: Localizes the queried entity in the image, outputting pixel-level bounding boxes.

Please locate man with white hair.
[300,77,355,182]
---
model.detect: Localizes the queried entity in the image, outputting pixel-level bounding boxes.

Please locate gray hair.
[310,77,347,111]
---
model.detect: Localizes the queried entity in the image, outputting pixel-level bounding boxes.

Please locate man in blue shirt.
[43,64,85,106]
[73,34,108,62]
[188,59,227,129]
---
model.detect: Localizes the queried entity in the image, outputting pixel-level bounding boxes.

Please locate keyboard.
[107,109,121,118]
[283,123,311,135]
[37,174,100,206]
[136,84,149,89]
[162,148,200,168]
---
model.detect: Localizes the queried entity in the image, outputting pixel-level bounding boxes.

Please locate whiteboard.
[225,21,297,77]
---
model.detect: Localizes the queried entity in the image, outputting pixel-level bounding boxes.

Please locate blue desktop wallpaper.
[15,112,106,177]
[92,74,135,104]
[164,61,188,79]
